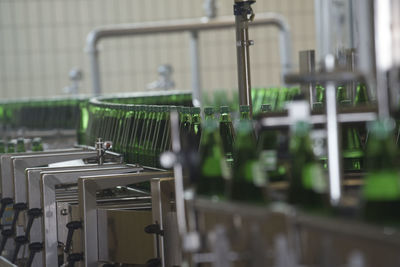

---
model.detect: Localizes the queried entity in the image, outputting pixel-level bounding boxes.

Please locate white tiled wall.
[0,0,316,99]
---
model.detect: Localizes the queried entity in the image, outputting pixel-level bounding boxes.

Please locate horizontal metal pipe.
[86,13,293,95]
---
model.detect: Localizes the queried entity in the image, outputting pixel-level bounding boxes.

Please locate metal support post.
[324,55,342,206]
[190,31,202,107]
[234,0,255,113]
[299,50,316,106]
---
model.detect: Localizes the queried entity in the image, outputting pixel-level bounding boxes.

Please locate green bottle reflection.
[230,120,266,203]
[16,138,25,153]
[0,140,5,154]
[219,106,235,168]
[362,119,400,224]
[338,86,363,171]
[288,122,328,209]
[257,104,287,183]
[32,137,43,152]
[196,119,228,200]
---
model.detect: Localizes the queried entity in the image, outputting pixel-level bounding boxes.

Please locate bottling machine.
[1,0,400,266]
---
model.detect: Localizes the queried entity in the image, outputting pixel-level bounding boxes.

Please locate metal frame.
[0,148,82,196]
[86,12,293,106]
[40,166,141,267]
[24,163,125,267]
[78,171,173,267]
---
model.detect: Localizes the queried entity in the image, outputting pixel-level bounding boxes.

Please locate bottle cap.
[260,104,271,112]
[239,105,250,113]
[204,107,214,115]
[190,107,201,114]
[220,106,230,114]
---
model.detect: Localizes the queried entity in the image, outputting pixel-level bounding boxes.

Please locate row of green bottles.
[0,137,43,153]
[86,103,194,168]
[201,87,301,114]
[308,84,370,172]
[105,92,192,106]
[196,105,266,203]
[0,98,82,130]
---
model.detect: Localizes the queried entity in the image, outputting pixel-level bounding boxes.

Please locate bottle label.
[302,163,327,193]
[363,171,400,201]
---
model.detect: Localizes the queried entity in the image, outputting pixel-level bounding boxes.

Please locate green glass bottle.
[32,137,43,152]
[190,107,202,149]
[129,105,141,163]
[132,105,146,163]
[179,107,192,147]
[204,107,215,121]
[16,138,25,153]
[287,122,328,209]
[353,83,370,148]
[230,120,266,203]
[0,140,5,154]
[239,105,251,120]
[154,106,169,168]
[257,104,287,183]
[78,101,89,145]
[276,87,289,111]
[7,141,15,153]
[137,105,152,165]
[141,106,157,166]
[338,87,364,172]
[219,106,235,167]
[354,83,369,106]
[362,119,400,224]
[196,119,228,199]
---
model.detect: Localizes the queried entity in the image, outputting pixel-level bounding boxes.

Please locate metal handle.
[11,235,28,263]
[26,242,43,267]
[25,208,42,240]
[64,221,82,254]
[0,229,13,254]
[67,253,84,267]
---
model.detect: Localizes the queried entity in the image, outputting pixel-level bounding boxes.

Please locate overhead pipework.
[86,12,293,108]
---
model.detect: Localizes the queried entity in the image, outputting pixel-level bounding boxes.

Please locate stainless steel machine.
[2,1,400,267]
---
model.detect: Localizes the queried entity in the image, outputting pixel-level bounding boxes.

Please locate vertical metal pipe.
[374,0,391,118]
[235,14,253,110]
[325,55,342,206]
[190,31,202,107]
[89,50,102,96]
[299,50,315,106]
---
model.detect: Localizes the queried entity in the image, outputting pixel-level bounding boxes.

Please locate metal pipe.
[86,13,293,96]
[235,6,253,109]
[190,31,202,107]
[325,54,342,206]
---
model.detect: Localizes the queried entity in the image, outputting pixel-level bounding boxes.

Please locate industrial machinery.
[1,0,400,266]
